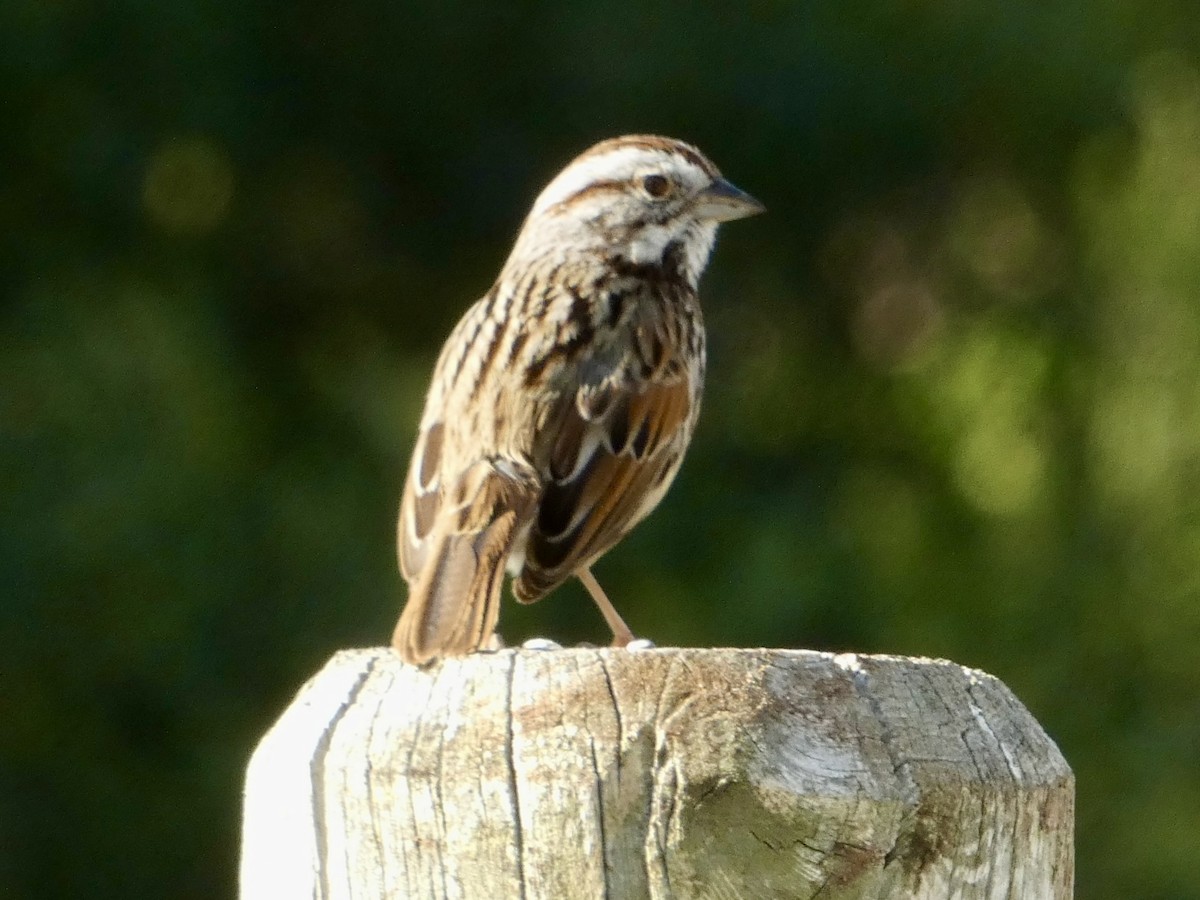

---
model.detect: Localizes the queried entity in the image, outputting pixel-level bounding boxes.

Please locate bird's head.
[507,135,763,289]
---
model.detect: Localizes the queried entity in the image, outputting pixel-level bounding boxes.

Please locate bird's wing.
[394,292,543,664]
[398,419,444,582]
[514,333,696,602]
[397,294,493,583]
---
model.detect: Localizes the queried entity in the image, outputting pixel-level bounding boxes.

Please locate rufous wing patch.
[516,377,691,602]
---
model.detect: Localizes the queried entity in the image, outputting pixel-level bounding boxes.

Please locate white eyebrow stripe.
[530,147,704,216]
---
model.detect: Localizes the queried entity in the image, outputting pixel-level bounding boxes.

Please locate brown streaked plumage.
[393,135,763,665]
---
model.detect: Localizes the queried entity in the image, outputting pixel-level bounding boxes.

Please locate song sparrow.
[393,135,762,665]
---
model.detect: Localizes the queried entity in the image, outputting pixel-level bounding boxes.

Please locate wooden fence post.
[240,647,1073,899]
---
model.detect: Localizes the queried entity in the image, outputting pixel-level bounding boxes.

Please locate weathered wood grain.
[241,647,1073,899]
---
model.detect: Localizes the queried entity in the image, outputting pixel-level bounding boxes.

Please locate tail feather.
[392,510,517,664]
[392,460,537,665]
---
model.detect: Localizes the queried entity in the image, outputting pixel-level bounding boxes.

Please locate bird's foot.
[624,638,656,651]
[521,637,563,651]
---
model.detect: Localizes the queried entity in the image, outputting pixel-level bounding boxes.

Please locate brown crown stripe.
[549,179,627,213]
[554,142,717,213]
[577,135,719,177]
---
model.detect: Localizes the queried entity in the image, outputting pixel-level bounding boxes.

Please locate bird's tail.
[393,461,537,666]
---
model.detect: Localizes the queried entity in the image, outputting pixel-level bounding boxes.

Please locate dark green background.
[5,1,1199,896]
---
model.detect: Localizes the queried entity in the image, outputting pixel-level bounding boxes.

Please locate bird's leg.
[578,566,635,647]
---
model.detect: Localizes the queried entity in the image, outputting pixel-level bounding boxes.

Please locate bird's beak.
[693,178,765,222]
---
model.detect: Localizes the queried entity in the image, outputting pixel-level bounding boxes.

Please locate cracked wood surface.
[240,647,1074,899]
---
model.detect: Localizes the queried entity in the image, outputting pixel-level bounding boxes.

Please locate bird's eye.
[640,174,672,199]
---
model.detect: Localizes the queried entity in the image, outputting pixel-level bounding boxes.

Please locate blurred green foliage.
[3,1,1200,897]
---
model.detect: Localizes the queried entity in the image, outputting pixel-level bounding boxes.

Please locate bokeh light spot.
[1090,379,1176,505]
[948,175,1061,303]
[852,280,943,372]
[923,323,1049,436]
[142,136,234,236]
[953,419,1046,517]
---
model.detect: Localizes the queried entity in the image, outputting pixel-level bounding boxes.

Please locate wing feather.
[514,375,693,602]
[398,421,444,580]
